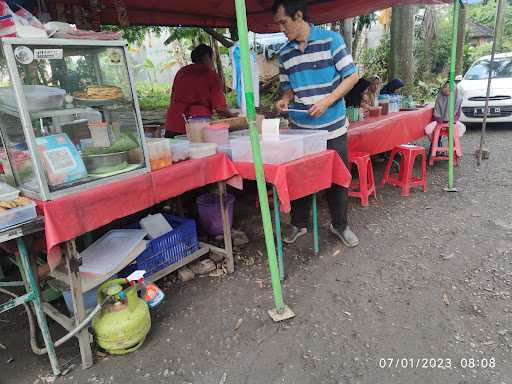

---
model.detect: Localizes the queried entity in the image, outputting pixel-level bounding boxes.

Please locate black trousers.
[291,133,349,231]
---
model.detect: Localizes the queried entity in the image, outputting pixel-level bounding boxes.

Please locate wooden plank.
[147,246,209,283]
[64,240,93,369]
[42,303,74,331]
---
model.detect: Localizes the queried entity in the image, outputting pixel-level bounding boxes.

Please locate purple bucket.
[196,193,235,236]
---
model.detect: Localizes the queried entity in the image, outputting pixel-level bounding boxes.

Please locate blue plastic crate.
[125,214,199,277]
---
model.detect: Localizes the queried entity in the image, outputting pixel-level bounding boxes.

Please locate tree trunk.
[342,18,353,54]
[495,0,507,51]
[389,7,400,80]
[389,5,415,94]
[455,5,466,76]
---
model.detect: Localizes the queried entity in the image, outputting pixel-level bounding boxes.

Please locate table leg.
[17,238,61,376]
[64,240,93,369]
[312,193,319,256]
[272,186,284,281]
[218,182,234,274]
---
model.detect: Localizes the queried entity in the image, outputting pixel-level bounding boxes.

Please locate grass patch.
[136,83,171,110]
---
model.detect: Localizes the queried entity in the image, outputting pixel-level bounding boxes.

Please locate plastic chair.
[429,123,462,166]
[381,144,427,196]
[348,152,376,206]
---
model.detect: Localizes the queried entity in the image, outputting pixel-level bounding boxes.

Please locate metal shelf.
[0,104,91,119]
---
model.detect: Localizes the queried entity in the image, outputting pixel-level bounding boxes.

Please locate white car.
[459,52,512,124]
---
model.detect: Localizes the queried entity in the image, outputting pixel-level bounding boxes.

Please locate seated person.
[345,77,371,110]
[367,75,381,107]
[425,81,466,138]
[380,78,405,95]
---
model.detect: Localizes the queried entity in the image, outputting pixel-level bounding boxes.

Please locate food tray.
[0,202,36,231]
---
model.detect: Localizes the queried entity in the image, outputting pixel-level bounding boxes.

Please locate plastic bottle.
[126,270,165,309]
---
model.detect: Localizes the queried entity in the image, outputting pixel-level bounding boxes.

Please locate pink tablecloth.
[234,150,351,213]
[348,106,433,155]
[37,153,240,269]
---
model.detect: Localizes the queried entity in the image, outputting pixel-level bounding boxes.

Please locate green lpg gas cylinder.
[92,278,151,355]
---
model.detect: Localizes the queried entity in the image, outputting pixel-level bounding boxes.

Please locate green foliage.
[102,25,165,45]
[467,0,512,39]
[136,83,171,110]
[360,35,390,81]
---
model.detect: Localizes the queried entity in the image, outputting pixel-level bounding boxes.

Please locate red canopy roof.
[46,0,448,33]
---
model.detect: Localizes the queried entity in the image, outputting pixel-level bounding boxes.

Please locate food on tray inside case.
[73,85,123,100]
[81,133,140,174]
[0,196,33,211]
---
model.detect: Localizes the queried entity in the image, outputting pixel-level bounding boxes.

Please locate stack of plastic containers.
[203,123,229,145]
[168,139,190,162]
[146,138,172,170]
[230,135,304,164]
[279,129,328,156]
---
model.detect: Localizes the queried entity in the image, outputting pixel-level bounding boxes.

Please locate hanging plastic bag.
[0,1,47,38]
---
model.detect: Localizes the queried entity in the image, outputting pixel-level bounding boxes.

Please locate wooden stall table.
[0,217,60,376]
[348,106,434,155]
[37,153,240,369]
[234,150,351,280]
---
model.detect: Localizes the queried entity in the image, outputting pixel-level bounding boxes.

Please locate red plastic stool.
[381,144,427,196]
[348,152,376,206]
[429,123,462,166]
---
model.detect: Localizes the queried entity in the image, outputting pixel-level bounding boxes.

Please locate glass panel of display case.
[9,43,145,193]
[0,51,40,193]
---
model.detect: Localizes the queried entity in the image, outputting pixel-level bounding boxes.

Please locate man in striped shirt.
[272,0,360,247]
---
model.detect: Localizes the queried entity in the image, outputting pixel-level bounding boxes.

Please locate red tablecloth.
[38,153,239,269]
[348,106,433,155]
[234,150,351,213]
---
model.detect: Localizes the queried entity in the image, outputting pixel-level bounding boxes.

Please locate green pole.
[448,0,460,189]
[234,0,285,312]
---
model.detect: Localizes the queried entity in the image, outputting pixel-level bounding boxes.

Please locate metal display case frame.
[0,38,150,201]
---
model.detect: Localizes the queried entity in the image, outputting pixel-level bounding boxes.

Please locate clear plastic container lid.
[0,182,20,201]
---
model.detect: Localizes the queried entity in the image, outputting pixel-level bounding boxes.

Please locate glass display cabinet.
[0,38,149,201]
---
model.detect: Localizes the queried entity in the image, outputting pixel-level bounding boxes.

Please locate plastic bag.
[0,2,47,38]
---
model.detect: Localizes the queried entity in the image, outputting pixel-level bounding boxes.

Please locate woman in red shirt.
[165,44,237,137]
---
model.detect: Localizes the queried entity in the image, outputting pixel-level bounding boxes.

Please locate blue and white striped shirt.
[279,25,357,138]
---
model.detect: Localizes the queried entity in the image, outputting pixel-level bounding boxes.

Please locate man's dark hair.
[191,44,213,64]
[271,0,308,21]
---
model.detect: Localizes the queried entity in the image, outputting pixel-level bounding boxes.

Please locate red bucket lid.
[208,122,230,130]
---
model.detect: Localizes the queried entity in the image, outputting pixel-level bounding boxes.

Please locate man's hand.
[309,95,334,118]
[275,98,290,113]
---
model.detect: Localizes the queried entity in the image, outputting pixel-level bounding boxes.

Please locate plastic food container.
[174,135,188,141]
[0,202,37,230]
[168,139,190,162]
[88,122,110,147]
[231,135,304,164]
[369,106,382,117]
[0,85,66,112]
[204,123,229,145]
[190,143,217,159]
[280,129,328,156]
[217,144,233,159]
[146,138,172,170]
[378,96,389,115]
[186,117,211,143]
[0,182,20,201]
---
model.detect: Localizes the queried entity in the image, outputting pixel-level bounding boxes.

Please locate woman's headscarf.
[380,78,405,95]
[434,83,463,122]
[345,78,371,107]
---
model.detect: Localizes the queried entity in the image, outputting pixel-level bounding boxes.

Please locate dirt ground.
[1,125,512,384]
